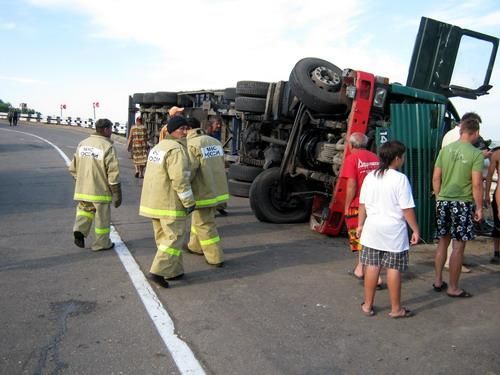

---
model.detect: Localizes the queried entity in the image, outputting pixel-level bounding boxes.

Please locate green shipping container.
[376,100,446,242]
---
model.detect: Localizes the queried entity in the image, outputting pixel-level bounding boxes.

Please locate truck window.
[451,35,495,90]
[406,17,498,99]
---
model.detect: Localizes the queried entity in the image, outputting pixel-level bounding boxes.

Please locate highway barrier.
[0,112,127,135]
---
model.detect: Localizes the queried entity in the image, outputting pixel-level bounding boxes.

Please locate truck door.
[407,17,498,99]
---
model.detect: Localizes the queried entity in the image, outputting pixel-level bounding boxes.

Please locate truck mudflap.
[310,71,376,235]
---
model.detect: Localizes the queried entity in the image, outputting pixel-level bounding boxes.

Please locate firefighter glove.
[110,183,122,208]
[186,205,195,215]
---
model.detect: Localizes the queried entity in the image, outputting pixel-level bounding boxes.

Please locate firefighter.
[69,118,122,251]
[159,106,184,141]
[185,117,228,267]
[140,116,195,288]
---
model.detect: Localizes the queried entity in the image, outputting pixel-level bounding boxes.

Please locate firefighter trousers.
[150,217,185,279]
[73,201,112,251]
[188,207,224,264]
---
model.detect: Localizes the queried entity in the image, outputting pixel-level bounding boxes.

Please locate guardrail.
[0,112,127,135]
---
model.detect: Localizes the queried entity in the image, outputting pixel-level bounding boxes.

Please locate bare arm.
[403,207,420,245]
[432,167,442,196]
[127,126,134,150]
[497,188,500,220]
[485,151,500,206]
[344,178,356,214]
[355,203,366,238]
[472,170,483,221]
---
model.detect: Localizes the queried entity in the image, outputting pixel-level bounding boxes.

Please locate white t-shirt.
[359,169,415,252]
[441,126,460,147]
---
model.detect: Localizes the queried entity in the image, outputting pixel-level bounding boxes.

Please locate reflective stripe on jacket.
[139,136,195,219]
[68,134,120,203]
[187,129,229,208]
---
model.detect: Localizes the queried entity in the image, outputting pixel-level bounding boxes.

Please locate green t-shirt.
[435,141,484,202]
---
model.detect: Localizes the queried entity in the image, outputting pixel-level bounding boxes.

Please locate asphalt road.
[0,120,499,375]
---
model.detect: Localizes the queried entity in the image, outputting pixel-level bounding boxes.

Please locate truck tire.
[236,81,270,98]
[249,167,312,223]
[133,93,144,104]
[228,164,263,182]
[154,92,178,104]
[224,87,236,101]
[235,96,266,113]
[280,81,292,118]
[289,57,348,114]
[228,179,251,198]
[143,93,155,105]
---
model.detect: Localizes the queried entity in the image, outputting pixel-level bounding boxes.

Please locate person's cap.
[167,116,189,133]
[168,106,184,117]
[187,117,201,129]
[95,118,113,129]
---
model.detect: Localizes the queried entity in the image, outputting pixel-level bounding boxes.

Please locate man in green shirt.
[432,118,484,298]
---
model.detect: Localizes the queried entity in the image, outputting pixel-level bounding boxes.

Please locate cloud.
[0,75,46,84]
[1,22,16,30]
[28,0,366,86]
[25,0,370,120]
[24,0,500,136]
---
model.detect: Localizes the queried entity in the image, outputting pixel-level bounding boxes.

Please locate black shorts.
[492,189,500,238]
[435,200,475,241]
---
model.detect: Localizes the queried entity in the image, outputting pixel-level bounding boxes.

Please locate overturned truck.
[128,89,238,149]
[228,17,498,241]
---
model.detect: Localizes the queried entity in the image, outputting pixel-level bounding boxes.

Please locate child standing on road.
[356,141,420,318]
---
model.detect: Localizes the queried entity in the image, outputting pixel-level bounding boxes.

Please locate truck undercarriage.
[129,17,498,242]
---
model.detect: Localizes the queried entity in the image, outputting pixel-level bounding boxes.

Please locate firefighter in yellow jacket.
[69,118,122,251]
[140,116,196,288]
[185,117,229,267]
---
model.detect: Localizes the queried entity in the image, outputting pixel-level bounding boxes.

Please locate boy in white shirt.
[356,141,420,318]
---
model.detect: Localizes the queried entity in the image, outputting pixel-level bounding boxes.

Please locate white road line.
[110,230,205,374]
[1,128,206,375]
[1,128,72,166]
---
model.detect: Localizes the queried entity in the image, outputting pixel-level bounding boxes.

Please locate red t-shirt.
[341,149,379,207]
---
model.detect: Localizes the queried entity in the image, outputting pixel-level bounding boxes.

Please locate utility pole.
[93,101,99,120]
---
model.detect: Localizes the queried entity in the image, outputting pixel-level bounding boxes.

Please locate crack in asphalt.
[34,300,96,375]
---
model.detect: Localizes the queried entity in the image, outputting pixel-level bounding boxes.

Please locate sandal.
[361,303,375,317]
[389,307,414,319]
[349,270,364,281]
[432,281,448,292]
[447,290,472,298]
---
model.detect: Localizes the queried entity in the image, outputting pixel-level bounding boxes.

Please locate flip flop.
[349,270,364,281]
[389,307,414,319]
[447,290,472,298]
[361,303,375,317]
[432,281,448,292]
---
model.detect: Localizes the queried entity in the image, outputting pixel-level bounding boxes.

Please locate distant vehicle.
[113,122,127,135]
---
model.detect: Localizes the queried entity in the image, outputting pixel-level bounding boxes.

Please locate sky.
[0,0,499,138]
